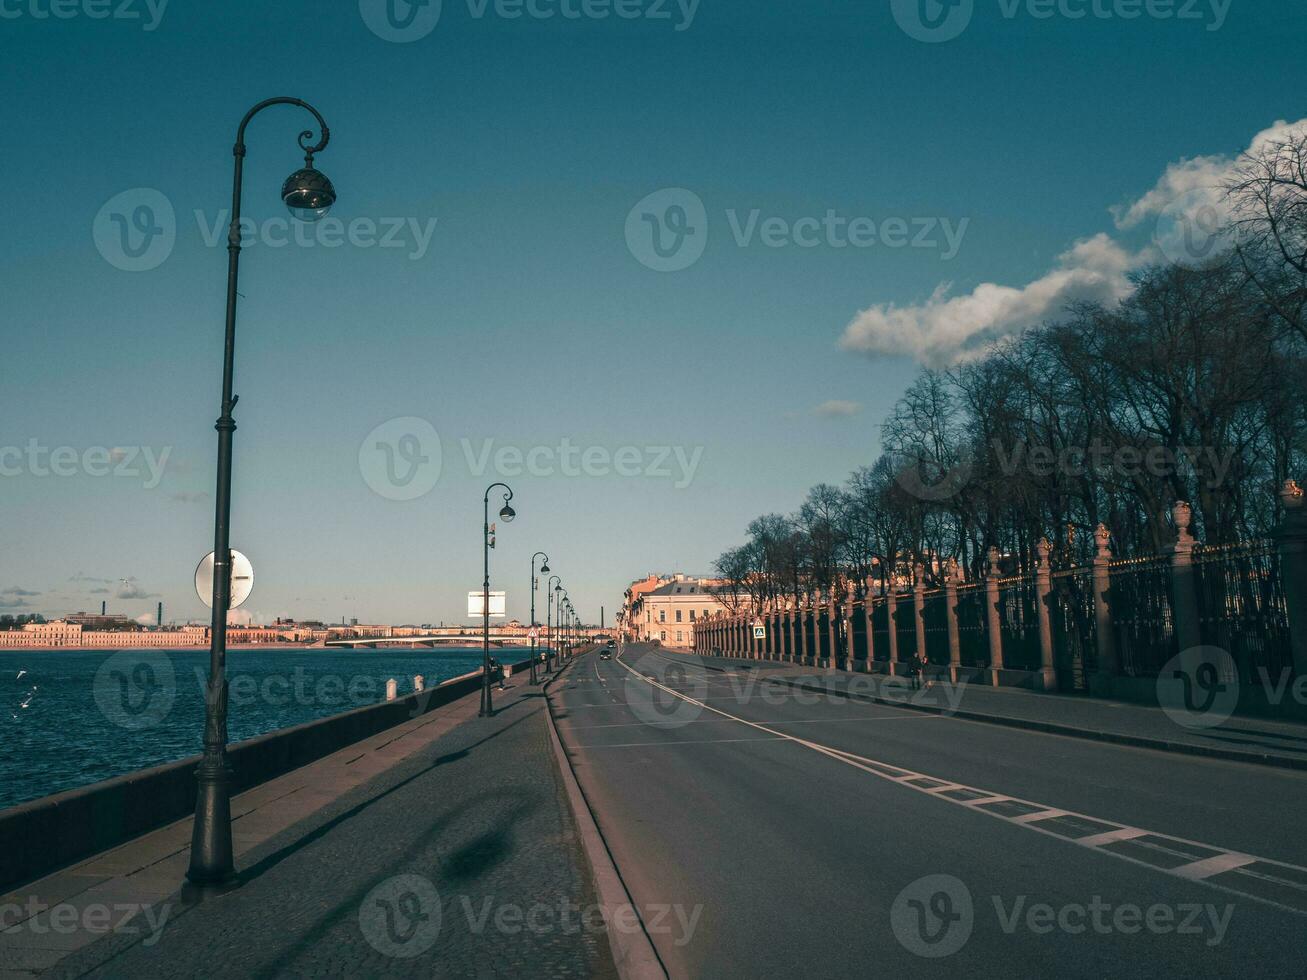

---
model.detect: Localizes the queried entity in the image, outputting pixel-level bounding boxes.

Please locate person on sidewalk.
[909,651,927,690]
[917,651,933,691]
[489,656,506,690]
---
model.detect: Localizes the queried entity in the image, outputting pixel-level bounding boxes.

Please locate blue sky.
[1,0,1303,626]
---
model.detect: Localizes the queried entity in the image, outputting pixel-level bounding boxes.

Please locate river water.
[0,647,508,811]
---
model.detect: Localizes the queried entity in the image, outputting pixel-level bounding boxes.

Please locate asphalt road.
[551,643,1307,979]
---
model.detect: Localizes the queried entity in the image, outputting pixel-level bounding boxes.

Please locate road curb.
[745,670,1307,773]
[542,657,670,980]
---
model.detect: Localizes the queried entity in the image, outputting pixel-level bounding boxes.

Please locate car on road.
[599,651,611,660]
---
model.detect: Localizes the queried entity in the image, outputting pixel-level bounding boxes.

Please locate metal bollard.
[385,678,398,702]
[414,674,425,692]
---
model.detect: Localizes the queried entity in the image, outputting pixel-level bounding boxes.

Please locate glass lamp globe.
[282,167,336,222]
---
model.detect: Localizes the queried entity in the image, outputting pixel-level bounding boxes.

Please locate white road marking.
[614,650,1307,917]
[562,715,939,732]
[1076,827,1149,847]
[1174,853,1259,880]
[577,736,789,750]
[1011,809,1068,824]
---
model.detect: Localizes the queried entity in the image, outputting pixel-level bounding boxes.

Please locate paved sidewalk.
[669,651,1307,769]
[1,665,616,979]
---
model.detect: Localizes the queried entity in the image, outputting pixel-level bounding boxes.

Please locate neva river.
[0,647,496,811]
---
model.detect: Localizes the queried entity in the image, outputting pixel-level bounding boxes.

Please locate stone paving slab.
[1,666,616,979]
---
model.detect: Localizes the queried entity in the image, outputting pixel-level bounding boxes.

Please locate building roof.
[645,581,720,597]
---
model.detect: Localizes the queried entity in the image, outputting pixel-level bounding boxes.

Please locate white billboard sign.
[468,591,507,618]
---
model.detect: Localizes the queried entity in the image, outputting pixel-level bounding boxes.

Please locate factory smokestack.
[101,600,106,616]
[158,601,163,628]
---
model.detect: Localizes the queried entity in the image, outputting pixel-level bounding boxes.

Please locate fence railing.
[693,486,1307,716]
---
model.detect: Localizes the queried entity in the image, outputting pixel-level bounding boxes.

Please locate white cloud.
[840,234,1136,366]
[840,118,1307,367]
[1113,118,1307,233]
[814,399,862,417]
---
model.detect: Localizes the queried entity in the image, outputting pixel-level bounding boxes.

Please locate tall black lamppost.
[561,594,571,660]
[189,98,336,887]
[547,575,562,673]
[481,483,515,716]
[529,551,549,684]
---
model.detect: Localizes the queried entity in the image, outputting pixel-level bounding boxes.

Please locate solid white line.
[577,736,790,750]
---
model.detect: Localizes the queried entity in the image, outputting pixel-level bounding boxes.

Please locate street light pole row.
[185,96,583,888]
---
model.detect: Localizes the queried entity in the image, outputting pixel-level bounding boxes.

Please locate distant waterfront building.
[66,613,135,631]
[0,621,210,648]
[624,575,736,649]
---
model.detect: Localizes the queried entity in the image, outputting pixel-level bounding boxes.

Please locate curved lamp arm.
[484,482,513,506]
[235,97,330,162]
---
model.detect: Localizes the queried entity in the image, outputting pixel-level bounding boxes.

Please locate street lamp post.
[547,575,562,673]
[481,483,515,717]
[530,551,550,685]
[188,97,336,887]
[561,594,571,660]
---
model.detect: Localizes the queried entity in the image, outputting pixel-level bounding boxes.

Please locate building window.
[659,610,665,623]
[660,631,667,641]
[689,609,696,622]
[676,631,683,642]
[675,609,682,623]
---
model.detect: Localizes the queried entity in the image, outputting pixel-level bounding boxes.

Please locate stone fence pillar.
[843,582,857,671]
[945,559,962,683]
[798,594,810,666]
[986,545,1005,686]
[1035,537,1057,691]
[1092,523,1118,686]
[1276,480,1307,679]
[1168,501,1203,654]
[913,562,927,674]
[811,590,824,667]
[863,575,877,673]
[826,588,839,671]
[885,589,900,675]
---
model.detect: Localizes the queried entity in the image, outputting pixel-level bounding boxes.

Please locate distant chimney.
[158,601,164,627]
[101,600,106,615]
